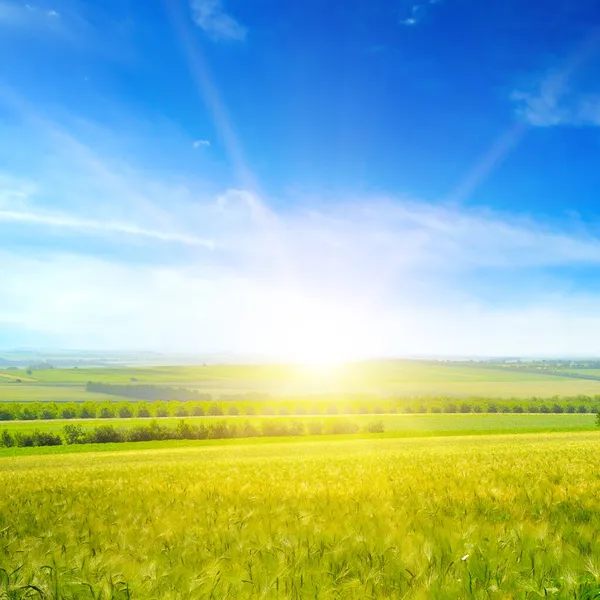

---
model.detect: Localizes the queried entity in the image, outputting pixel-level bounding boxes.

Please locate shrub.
[63,424,86,444]
[540,405,551,413]
[326,404,339,415]
[566,404,576,413]
[32,431,62,446]
[294,405,307,415]
[444,403,457,414]
[487,404,498,413]
[1,430,14,447]
[366,420,385,433]
[459,403,472,413]
[261,420,290,437]
[87,425,124,444]
[228,405,240,416]
[244,406,256,416]
[242,422,260,437]
[191,405,205,416]
[499,405,511,413]
[155,407,169,418]
[324,419,359,435]
[528,404,540,413]
[578,405,588,414]
[552,404,564,414]
[473,404,483,413]
[308,421,323,435]
[513,405,524,413]
[430,405,442,413]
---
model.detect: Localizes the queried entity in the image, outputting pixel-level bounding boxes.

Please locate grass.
[3,432,600,598]
[0,385,132,403]
[3,362,600,400]
[0,412,596,443]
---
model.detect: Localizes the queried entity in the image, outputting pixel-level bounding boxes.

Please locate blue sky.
[2,0,600,358]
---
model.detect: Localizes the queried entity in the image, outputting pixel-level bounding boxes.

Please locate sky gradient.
[2,0,600,359]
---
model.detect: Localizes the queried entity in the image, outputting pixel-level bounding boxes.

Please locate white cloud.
[512,41,600,127]
[193,139,210,148]
[6,87,600,357]
[190,0,246,42]
[399,0,441,26]
[0,2,60,25]
[0,209,215,248]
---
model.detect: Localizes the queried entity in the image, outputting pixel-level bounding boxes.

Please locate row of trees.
[0,418,385,448]
[0,397,599,422]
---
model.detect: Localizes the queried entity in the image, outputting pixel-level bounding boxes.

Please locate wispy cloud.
[0,209,215,248]
[511,35,600,127]
[0,1,61,27]
[399,0,441,26]
[193,139,211,148]
[190,0,246,42]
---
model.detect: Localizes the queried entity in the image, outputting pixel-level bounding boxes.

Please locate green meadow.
[0,412,596,438]
[2,361,600,402]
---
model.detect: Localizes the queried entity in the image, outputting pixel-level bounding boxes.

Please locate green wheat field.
[3,360,600,598]
[3,433,600,598]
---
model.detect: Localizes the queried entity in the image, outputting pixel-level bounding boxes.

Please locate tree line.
[1,396,599,423]
[0,418,386,448]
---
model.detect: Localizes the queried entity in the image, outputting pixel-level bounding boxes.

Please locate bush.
[566,404,576,413]
[63,424,86,444]
[552,404,564,414]
[459,403,472,413]
[444,403,457,414]
[430,405,442,413]
[1,430,14,447]
[487,404,498,413]
[528,404,540,413]
[540,405,551,413]
[473,404,483,413]
[578,405,588,414]
[137,406,151,418]
[513,405,524,413]
[308,421,323,435]
[228,405,240,416]
[207,404,223,416]
[324,419,359,435]
[366,420,385,433]
[87,425,124,444]
[499,405,511,413]
[191,405,205,416]
[32,431,62,446]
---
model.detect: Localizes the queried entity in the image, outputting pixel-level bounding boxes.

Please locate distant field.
[4,432,600,597]
[2,413,595,438]
[2,362,600,402]
[0,385,131,403]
